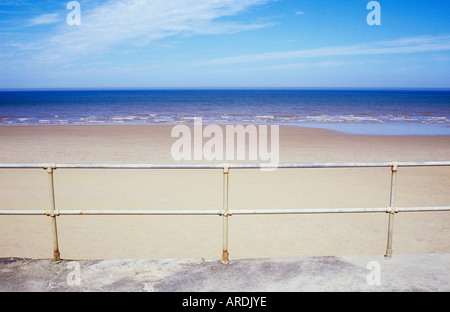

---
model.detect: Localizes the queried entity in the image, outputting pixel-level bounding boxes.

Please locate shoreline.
[0,124,449,260]
[1,122,449,138]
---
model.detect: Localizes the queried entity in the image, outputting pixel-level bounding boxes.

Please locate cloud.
[295,11,304,15]
[16,0,274,62]
[195,35,450,65]
[28,13,60,26]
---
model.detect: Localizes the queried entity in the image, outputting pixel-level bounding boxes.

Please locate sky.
[0,0,449,89]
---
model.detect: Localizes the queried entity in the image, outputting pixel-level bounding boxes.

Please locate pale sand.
[0,125,449,260]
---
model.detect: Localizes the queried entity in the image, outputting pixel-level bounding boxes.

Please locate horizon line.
[1,87,450,92]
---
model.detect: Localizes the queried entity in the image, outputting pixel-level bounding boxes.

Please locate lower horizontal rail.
[396,206,450,212]
[230,206,450,215]
[1,206,449,216]
[0,210,221,216]
[232,208,389,214]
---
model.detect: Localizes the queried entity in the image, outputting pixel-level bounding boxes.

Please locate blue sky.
[0,0,449,89]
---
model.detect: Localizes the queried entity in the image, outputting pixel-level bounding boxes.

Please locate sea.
[0,89,449,135]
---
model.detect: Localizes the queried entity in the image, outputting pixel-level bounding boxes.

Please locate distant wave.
[2,114,448,126]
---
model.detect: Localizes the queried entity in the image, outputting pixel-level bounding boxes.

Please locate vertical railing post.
[222,164,230,264]
[385,162,399,259]
[44,164,61,261]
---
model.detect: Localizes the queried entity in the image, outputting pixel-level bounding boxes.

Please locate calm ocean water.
[0,89,449,135]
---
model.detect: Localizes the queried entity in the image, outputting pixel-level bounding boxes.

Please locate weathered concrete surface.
[0,254,448,292]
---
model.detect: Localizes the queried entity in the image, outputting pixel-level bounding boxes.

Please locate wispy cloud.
[295,11,304,15]
[11,0,275,62]
[195,35,450,66]
[207,60,348,74]
[28,13,60,26]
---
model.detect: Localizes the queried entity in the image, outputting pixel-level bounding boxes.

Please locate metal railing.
[0,161,449,263]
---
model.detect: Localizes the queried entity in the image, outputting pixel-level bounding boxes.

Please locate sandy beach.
[0,125,449,261]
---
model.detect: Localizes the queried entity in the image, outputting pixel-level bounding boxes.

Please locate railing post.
[44,164,61,261]
[385,162,399,259]
[222,164,230,264]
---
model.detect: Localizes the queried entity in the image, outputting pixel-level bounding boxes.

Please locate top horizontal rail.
[0,161,449,170]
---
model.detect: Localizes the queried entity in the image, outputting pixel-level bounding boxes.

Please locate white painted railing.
[0,161,449,263]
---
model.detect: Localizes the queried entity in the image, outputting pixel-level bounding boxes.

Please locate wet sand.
[0,125,449,260]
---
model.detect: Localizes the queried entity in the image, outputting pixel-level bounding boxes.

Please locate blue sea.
[0,89,449,135]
